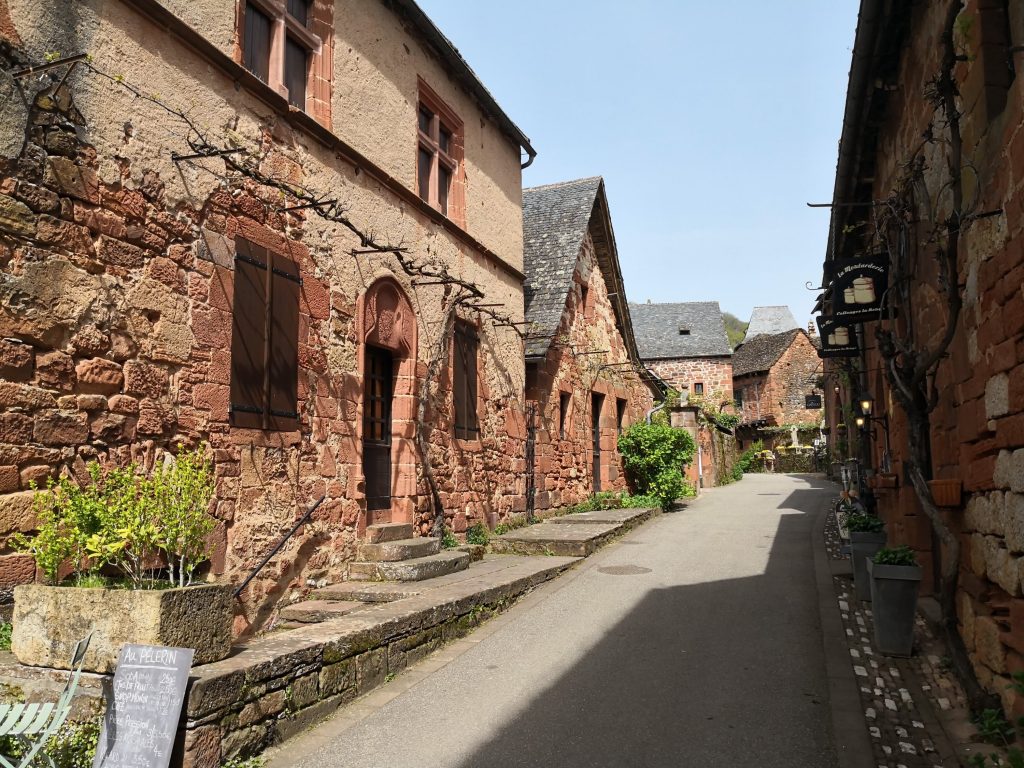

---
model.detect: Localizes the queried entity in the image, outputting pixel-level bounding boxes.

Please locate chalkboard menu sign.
[93,645,195,768]
[805,394,823,409]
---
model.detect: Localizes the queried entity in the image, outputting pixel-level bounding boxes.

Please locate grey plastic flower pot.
[867,559,922,657]
[850,530,887,601]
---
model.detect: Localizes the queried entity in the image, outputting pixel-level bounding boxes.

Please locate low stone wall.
[773,452,816,474]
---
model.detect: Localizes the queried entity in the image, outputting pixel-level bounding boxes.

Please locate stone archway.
[357,278,418,526]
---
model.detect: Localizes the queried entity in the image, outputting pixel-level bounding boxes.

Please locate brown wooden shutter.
[269,255,300,430]
[454,323,478,439]
[230,238,268,429]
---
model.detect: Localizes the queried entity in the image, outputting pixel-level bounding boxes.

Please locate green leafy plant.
[619,492,659,509]
[222,757,266,768]
[13,446,215,589]
[617,422,696,511]
[0,623,10,651]
[465,523,489,546]
[968,674,1024,767]
[441,530,459,549]
[0,716,101,768]
[493,515,529,536]
[847,512,885,533]
[873,545,917,567]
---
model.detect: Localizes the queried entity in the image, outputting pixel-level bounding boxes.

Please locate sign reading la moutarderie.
[816,315,860,358]
[830,253,889,323]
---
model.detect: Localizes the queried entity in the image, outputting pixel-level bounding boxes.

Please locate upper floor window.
[559,392,571,439]
[693,382,704,395]
[241,0,322,111]
[417,80,464,224]
[616,398,627,435]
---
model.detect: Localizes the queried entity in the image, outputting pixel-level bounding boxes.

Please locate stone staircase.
[278,522,469,626]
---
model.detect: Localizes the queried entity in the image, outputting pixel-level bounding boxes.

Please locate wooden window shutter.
[454,323,479,439]
[269,256,301,430]
[230,239,268,429]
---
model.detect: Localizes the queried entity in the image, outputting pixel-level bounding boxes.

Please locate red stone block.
[193,383,230,420]
[146,256,185,291]
[44,156,99,204]
[0,413,33,443]
[0,338,32,381]
[108,394,139,415]
[0,466,19,493]
[33,410,88,446]
[75,357,123,394]
[123,360,168,398]
[191,307,232,350]
[0,554,36,589]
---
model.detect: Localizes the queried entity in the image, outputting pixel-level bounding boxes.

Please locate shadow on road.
[454,475,839,768]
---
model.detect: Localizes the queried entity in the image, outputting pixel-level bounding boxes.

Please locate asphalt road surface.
[269,473,839,768]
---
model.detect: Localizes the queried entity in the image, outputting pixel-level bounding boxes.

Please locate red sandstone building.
[819,0,1024,715]
[732,328,823,449]
[522,178,657,511]
[0,0,537,630]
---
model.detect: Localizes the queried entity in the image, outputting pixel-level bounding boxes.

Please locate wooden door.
[592,392,604,493]
[363,346,394,512]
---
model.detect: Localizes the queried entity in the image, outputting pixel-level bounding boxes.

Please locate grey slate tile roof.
[523,177,603,358]
[744,306,799,340]
[629,302,732,360]
[732,329,802,377]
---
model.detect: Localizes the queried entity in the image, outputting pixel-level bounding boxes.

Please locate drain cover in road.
[597,565,651,575]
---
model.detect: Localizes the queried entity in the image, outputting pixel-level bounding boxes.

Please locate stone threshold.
[489,506,657,557]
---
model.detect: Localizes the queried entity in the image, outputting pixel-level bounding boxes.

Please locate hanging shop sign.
[830,253,889,323]
[816,315,860,358]
[805,394,823,409]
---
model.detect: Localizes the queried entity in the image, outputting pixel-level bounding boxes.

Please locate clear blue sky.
[417,0,860,329]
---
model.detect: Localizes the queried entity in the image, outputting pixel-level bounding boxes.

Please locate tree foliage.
[722,312,748,350]
[617,423,696,510]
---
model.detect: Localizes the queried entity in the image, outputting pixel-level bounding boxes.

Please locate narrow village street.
[267,474,838,768]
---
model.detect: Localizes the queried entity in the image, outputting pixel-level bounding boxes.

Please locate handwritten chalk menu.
[93,645,195,768]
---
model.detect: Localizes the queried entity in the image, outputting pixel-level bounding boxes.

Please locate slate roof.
[629,302,732,360]
[732,329,803,377]
[523,177,604,358]
[744,306,799,340]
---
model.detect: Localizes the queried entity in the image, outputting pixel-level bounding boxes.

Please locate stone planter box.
[850,530,886,601]
[928,479,962,508]
[11,583,233,673]
[867,559,922,656]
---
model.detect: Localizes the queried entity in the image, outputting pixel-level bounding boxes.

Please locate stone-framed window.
[453,321,479,440]
[229,236,301,431]
[558,391,571,439]
[693,382,704,395]
[616,397,627,435]
[237,0,333,125]
[417,79,465,225]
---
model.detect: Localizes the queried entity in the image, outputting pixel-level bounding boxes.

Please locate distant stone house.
[522,177,657,511]
[629,302,735,486]
[732,329,823,448]
[629,302,734,403]
[744,305,800,340]
[0,0,536,630]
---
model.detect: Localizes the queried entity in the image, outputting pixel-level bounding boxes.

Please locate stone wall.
[826,0,1024,717]
[0,2,528,634]
[645,356,733,402]
[526,233,655,511]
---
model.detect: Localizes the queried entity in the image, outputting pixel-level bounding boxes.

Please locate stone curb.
[812,496,876,768]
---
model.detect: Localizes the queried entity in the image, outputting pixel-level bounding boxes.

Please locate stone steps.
[347,550,470,582]
[489,522,621,557]
[277,600,365,624]
[358,537,440,562]
[365,522,414,544]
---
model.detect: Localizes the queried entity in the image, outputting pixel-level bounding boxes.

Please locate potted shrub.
[928,478,962,507]
[848,512,886,601]
[11,446,232,673]
[867,545,922,656]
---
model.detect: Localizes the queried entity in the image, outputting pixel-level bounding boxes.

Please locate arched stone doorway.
[357,278,418,527]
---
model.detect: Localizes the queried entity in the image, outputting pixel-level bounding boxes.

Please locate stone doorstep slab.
[489,522,620,557]
[545,507,657,526]
[277,600,366,624]
[184,555,580,721]
[314,556,533,603]
[348,550,470,582]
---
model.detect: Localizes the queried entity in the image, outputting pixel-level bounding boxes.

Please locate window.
[229,237,301,431]
[678,327,691,336]
[417,83,462,220]
[693,382,704,395]
[580,286,589,316]
[616,398,627,435]
[240,0,320,111]
[559,392,571,439]
[453,322,479,439]
[735,388,744,408]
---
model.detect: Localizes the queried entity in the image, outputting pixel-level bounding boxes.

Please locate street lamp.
[859,393,874,416]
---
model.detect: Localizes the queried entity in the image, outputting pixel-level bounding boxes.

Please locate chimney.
[807,321,816,336]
